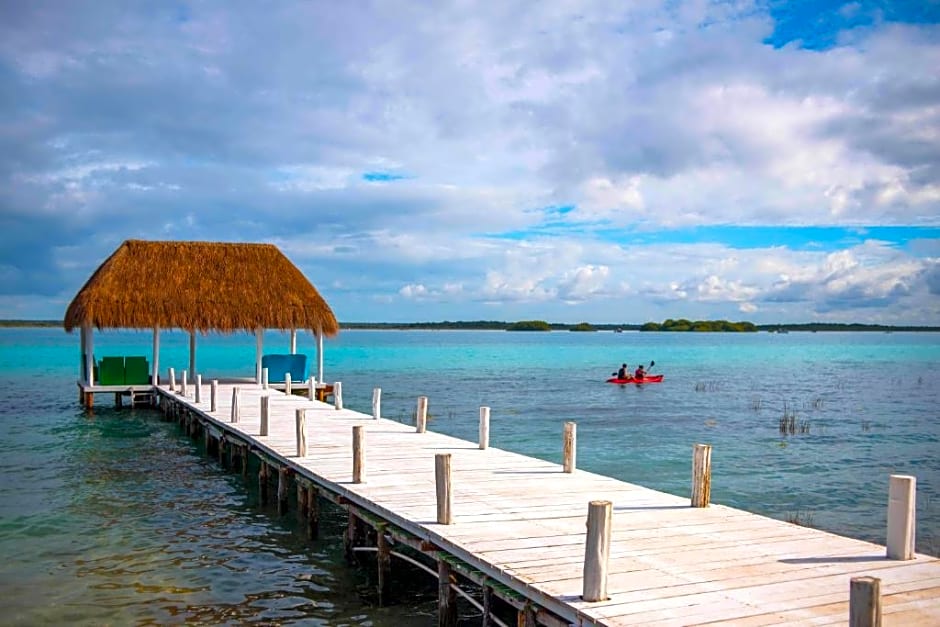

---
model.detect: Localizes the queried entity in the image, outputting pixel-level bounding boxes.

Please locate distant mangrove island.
[2,319,938,332]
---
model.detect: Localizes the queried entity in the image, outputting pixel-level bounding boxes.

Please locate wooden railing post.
[230,387,240,423]
[850,576,881,627]
[479,406,490,450]
[417,396,428,433]
[353,425,365,483]
[261,367,269,390]
[260,395,270,436]
[308,376,316,400]
[285,372,292,396]
[295,408,307,457]
[582,500,612,602]
[372,387,381,420]
[887,474,916,560]
[181,370,188,396]
[435,453,452,524]
[334,382,343,410]
[691,443,712,507]
[563,422,577,473]
[168,367,176,392]
[210,379,218,412]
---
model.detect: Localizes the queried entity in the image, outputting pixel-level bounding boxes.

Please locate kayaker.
[634,364,646,380]
[617,363,629,379]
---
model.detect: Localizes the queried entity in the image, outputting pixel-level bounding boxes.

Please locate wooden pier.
[153,380,940,626]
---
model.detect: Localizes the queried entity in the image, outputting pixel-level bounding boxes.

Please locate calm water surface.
[0,328,938,624]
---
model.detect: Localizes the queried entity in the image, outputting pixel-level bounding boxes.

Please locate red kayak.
[606,374,664,384]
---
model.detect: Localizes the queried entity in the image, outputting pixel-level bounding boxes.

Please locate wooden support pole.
[372,387,381,420]
[308,376,316,400]
[285,372,292,396]
[376,522,391,606]
[194,374,202,404]
[479,406,490,450]
[517,605,536,627]
[316,327,324,383]
[230,387,240,423]
[181,370,188,397]
[482,583,492,626]
[438,559,457,627]
[258,461,269,506]
[344,509,360,563]
[583,500,612,602]
[289,328,297,354]
[255,328,263,383]
[850,576,882,627]
[563,421,576,473]
[307,485,320,539]
[262,367,269,390]
[189,330,196,378]
[691,443,712,508]
[259,395,270,436]
[435,453,452,524]
[115,392,123,409]
[352,425,365,483]
[151,326,160,385]
[218,435,226,467]
[295,408,307,457]
[277,467,289,516]
[886,474,916,560]
[168,367,176,392]
[296,481,308,522]
[333,381,343,410]
[210,379,218,412]
[417,396,428,433]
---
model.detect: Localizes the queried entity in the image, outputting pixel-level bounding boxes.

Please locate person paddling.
[634,364,646,380]
[617,363,629,379]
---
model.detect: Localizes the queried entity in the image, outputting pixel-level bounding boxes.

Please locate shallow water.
[0,328,938,624]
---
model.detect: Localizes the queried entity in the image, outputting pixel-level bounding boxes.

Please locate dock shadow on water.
[0,403,485,626]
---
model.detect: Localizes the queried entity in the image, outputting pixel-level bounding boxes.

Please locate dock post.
[169,367,176,392]
[563,422,577,473]
[262,367,269,390]
[260,395,270,436]
[258,460,269,506]
[210,380,218,412]
[376,522,391,604]
[195,374,202,403]
[850,576,882,627]
[277,467,289,515]
[479,407,490,449]
[307,485,320,539]
[295,409,307,457]
[344,510,361,563]
[296,480,308,522]
[230,387,240,423]
[307,376,316,400]
[482,583,493,625]
[438,559,457,627]
[218,434,227,468]
[334,382,343,410]
[583,500,612,602]
[417,396,429,433]
[691,443,712,507]
[284,372,292,396]
[435,453,452,524]
[353,426,365,483]
[886,475,916,560]
[372,388,381,420]
[181,370,188,397]
[115,392,122,408]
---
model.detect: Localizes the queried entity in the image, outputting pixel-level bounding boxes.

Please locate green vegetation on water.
[2,319,939,332]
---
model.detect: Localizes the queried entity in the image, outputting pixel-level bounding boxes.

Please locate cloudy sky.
[2,1,938,324]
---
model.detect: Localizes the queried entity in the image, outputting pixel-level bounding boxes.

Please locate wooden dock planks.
[161,382,940,626]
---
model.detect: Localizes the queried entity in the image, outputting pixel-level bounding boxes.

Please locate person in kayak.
[617,363,629,379]
[634,364,646,380]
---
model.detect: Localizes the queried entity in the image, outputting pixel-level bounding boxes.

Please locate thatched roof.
[64,240,339,335]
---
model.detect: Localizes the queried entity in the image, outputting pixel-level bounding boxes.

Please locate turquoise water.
[1,328,938,624]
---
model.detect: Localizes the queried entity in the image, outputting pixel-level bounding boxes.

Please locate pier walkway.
[155,382,940,626]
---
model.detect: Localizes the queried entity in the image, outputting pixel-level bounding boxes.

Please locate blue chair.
[261,354,308,383]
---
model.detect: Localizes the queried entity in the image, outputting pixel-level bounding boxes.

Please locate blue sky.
[0,1,938,324]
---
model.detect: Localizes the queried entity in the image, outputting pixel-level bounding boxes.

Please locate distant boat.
[614,328,623,333]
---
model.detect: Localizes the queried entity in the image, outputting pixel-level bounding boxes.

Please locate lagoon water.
[1,327,938,624]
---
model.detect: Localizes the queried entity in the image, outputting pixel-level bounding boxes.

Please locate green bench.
[96,356,151,385]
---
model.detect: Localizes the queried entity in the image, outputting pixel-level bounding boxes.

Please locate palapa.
[64,240,339,335]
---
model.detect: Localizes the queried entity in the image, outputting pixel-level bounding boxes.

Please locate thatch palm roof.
[64,240,339,335]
